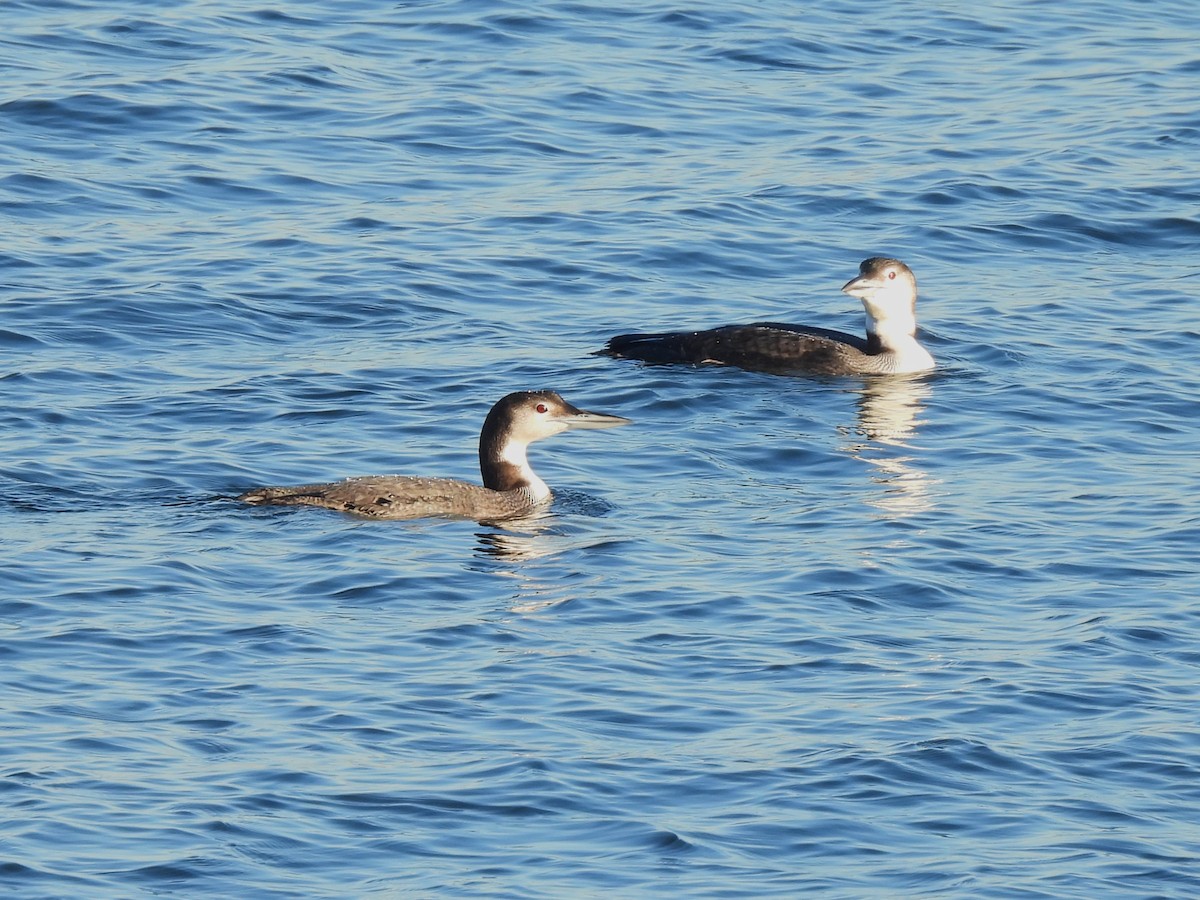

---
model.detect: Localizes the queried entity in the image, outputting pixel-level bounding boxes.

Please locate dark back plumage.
[603,258,933,376]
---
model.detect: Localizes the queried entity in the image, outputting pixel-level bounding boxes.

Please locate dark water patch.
[244,8,322,26]
[709,47,840,73]
[0,860,105,893]
[486,13,563,36]
[182,173,284,203]
[338,215,396,232]
[260,66,350,91]
[1,93,202,138]
[0,327,45,348]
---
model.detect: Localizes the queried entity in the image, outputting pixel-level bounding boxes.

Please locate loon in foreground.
[238,391,631,522]
[603,257,934,376]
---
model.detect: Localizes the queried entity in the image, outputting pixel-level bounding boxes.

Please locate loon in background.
[603,257,934,376]
[238,391,631,522]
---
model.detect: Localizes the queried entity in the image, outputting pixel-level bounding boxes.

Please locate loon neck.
[479,440,550,500]
[865,308,919,350]
[864,326,932,373]
[865,311,933,372]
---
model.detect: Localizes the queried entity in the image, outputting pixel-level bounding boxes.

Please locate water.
[3,0,1199,896]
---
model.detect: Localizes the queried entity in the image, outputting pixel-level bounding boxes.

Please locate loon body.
[238,391,630,522]
[604,257,934,376]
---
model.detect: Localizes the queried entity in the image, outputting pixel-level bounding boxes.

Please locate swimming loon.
[603,257,934,376]
[237,391,631,521]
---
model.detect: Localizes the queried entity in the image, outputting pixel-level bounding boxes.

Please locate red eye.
[887,270,896,280]
[536,403,548,414]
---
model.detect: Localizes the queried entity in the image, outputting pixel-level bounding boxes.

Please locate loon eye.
[536,403,548,414]
[887,269,897,280]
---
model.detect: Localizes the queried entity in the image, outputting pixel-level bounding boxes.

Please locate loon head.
[479,391,631,495]
[841,257,919,339]
[489,390,632,445]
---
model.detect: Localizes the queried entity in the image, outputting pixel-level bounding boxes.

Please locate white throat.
[500,441,550,501]
[864,307,918,345]
[864,308,933,374]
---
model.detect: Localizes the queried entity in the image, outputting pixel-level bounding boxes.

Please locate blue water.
[3,0,1200,896]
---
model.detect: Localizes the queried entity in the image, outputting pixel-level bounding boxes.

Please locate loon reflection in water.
[603,257,934,376]
[238,391,631,522]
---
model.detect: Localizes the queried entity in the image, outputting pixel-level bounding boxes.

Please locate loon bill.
[238,390,631,521]
[603,257,934,376]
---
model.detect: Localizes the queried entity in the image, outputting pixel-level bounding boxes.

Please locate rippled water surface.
[3,1,1200,896]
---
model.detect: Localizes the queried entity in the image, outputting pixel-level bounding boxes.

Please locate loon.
[603,257,934,376]
[237,391,631,522]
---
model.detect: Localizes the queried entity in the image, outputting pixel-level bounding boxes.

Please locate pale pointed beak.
[841,273,883,297]
[556,403,633,430]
